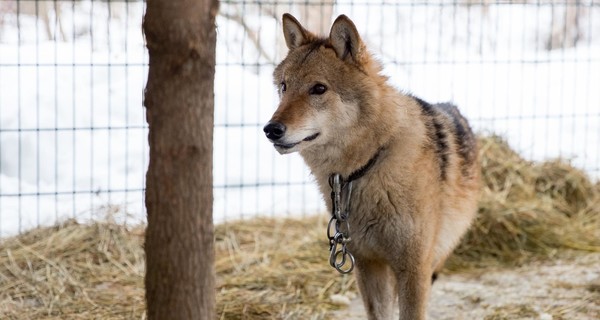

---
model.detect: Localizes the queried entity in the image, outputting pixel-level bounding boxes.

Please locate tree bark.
[143,0,218,319]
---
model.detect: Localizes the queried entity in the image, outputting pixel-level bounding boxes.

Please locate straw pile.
[0,220,146,319]
[0,135,599,319]
[447,135,600,269]
[215,217,355,319]
[0,216,350,319]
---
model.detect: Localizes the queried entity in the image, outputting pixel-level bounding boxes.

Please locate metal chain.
[327,173,355,274]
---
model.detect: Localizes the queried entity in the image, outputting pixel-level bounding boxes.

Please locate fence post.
[143,0,218,318]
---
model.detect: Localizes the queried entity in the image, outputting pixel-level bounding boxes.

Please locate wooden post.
[143,0,218,318]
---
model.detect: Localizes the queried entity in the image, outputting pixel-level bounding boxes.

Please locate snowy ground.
[334,253,600,319]
[0,1,599,236]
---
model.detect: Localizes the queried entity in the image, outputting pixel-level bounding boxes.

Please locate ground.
[334,253,600,320]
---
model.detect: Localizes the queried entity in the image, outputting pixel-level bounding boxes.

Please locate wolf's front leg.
[355,259,396,320]
[394,263,431,320]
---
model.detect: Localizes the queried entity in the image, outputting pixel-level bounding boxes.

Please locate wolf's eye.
[280,82,287,93]
[310,83,327,95]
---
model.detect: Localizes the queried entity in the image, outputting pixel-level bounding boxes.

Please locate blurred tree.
[143,0,218,319]
[547,0,583,50]
[219,0,335,64]
[0,0,65,41]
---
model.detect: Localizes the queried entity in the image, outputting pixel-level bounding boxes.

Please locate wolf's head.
[264,14,384,155]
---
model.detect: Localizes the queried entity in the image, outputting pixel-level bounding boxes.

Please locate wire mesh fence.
[0,0,598,237]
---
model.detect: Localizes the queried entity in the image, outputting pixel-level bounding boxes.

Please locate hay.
[0,216,355,319]
[1,135,599,318]
[0,220,146,319]
[447,136,600,269]
[215,217,355,319]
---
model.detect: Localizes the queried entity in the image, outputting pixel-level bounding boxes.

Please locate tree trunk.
[143,0,218,319]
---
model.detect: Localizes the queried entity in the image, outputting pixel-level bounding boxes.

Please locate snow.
[0,1,598,236]
[335,253,600,319]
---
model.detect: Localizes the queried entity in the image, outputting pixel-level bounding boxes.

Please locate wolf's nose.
[263,121,286,141]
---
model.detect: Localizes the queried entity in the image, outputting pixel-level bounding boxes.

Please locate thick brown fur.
[264,14,480,320]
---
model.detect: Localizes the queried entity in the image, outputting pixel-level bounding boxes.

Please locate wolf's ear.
[329,15,362,61]
[282,13,310,50]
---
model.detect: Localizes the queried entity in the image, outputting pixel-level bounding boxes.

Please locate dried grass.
[0,220,146,319]
[0,136,599,319]
[447,136,600,270]
[215,217,355,319]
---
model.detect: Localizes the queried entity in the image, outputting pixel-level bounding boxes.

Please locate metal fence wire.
[0,0,598,237]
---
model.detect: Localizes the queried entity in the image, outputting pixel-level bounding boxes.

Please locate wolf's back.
[413,97,479,181]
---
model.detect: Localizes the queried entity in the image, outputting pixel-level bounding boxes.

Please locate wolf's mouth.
[274,133,320,150]
[303,132,320,142]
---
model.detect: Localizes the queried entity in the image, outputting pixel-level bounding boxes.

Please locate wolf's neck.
[299,91,423,184]
[301,138,385,182]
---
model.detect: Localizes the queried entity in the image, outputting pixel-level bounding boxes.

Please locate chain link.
[327,173,355,274]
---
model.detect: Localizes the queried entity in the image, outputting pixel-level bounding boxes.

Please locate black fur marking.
[452,115,473,176]
[412,96,431,113]
[438,103,476,177]
[346,147,383,183]
[415,97,449,181]
[432,272,439,284]
[433,121,449,181]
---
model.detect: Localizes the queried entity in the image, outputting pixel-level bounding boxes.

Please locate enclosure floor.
[334,253,600,319]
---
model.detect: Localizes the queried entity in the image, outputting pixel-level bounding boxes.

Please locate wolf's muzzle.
[263,121,286,141]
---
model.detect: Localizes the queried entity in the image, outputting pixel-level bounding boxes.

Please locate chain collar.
[326,148,383,274]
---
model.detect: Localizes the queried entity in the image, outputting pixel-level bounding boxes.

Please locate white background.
[0,0,598,236]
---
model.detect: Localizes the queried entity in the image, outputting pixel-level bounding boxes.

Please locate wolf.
[263,13,480,320]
